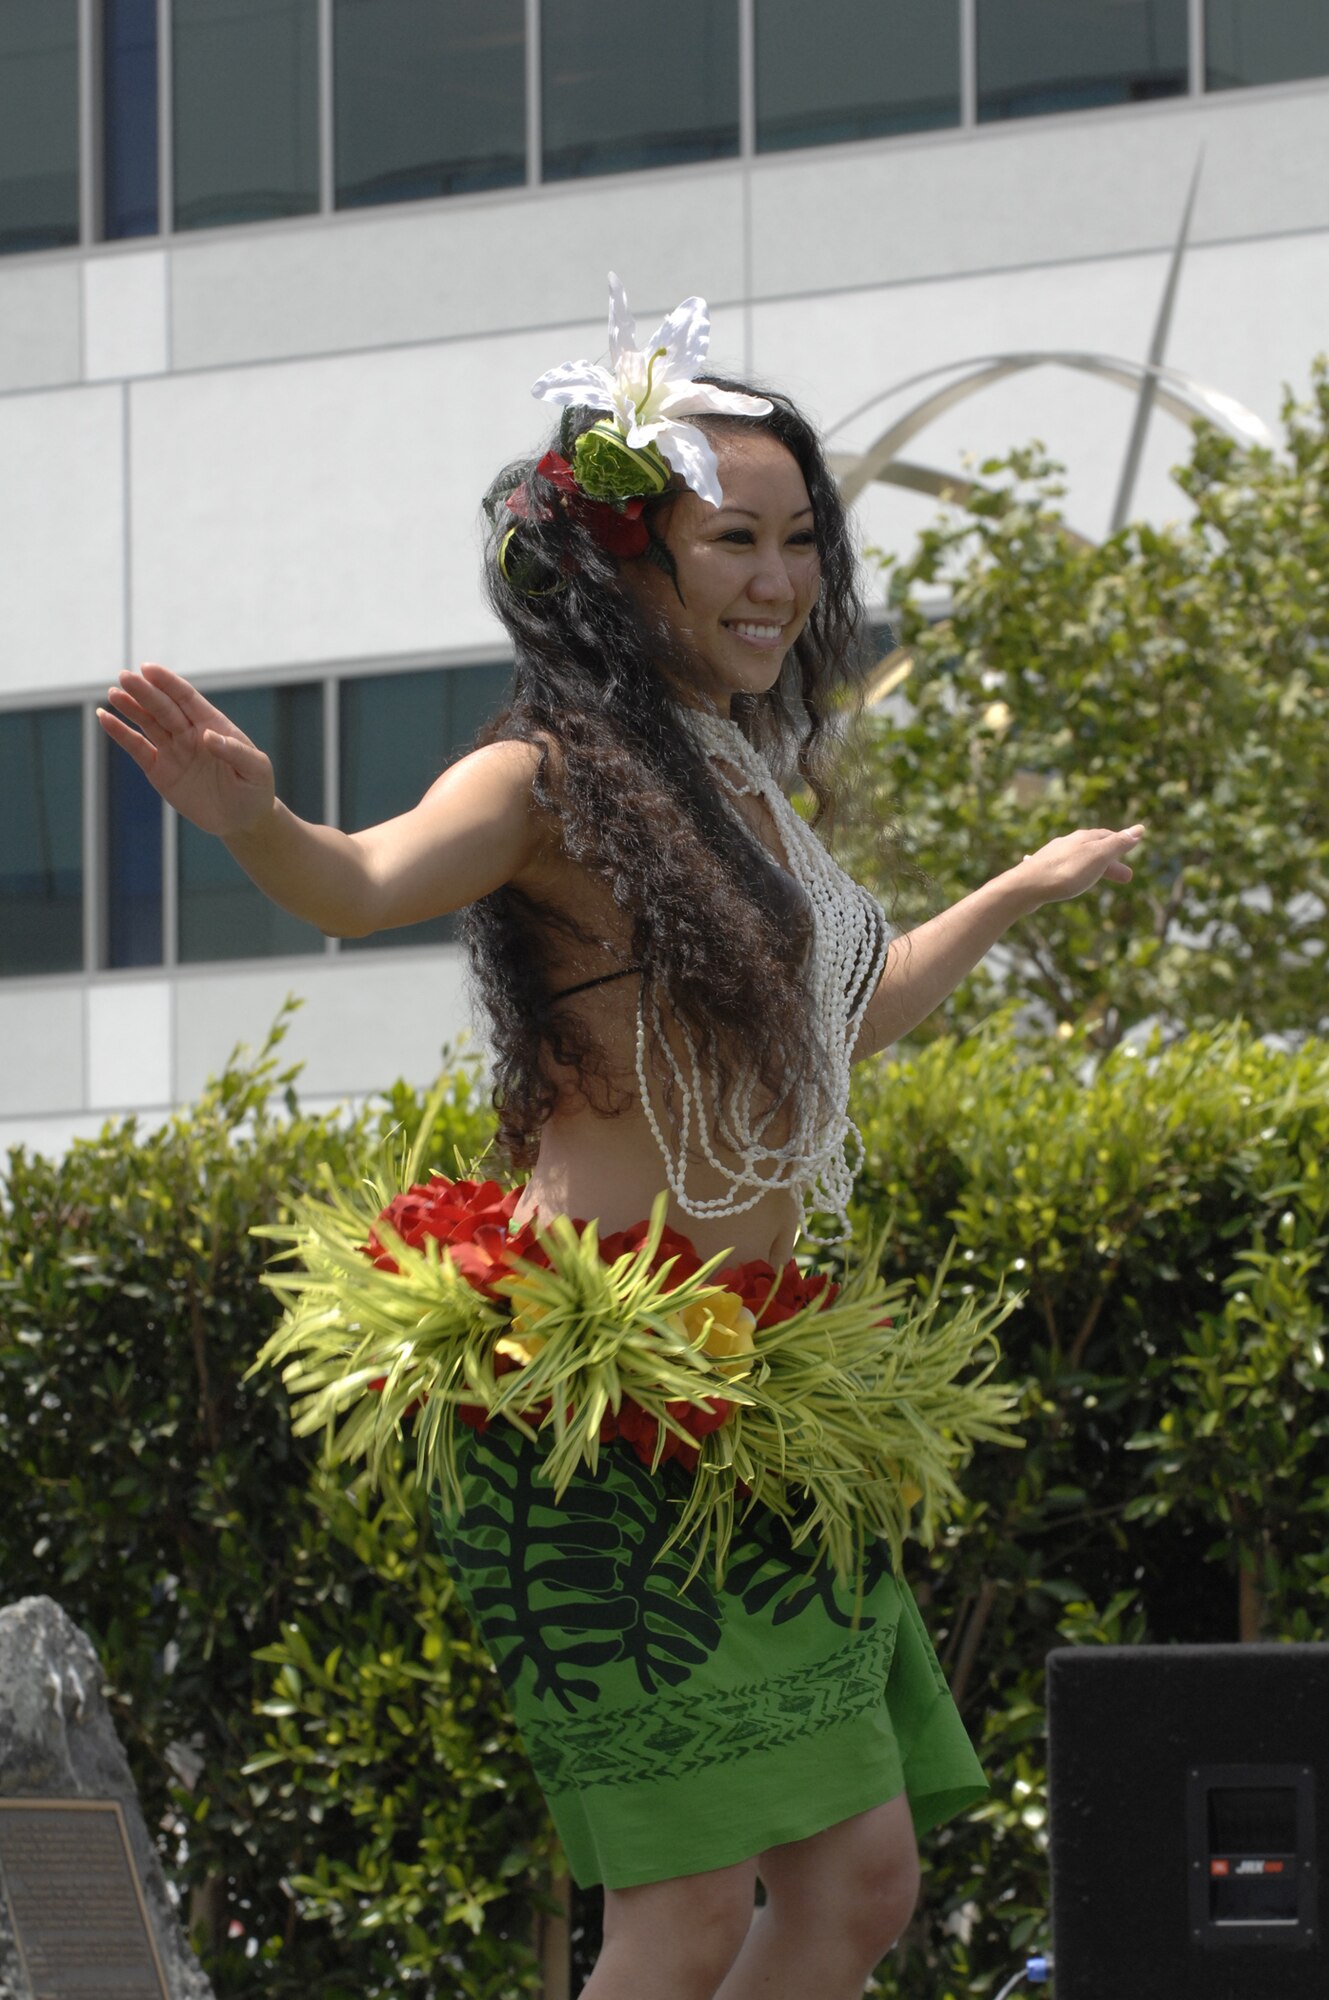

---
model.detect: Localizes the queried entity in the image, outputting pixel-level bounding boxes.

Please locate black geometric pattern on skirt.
[430,1424,896,1718]
[524,1624,896,1792]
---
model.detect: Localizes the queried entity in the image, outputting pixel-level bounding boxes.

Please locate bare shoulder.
[427,734,544,800]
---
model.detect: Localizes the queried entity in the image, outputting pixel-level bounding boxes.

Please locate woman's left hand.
[1014,825,1145,909]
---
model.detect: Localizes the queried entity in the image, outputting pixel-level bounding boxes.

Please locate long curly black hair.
[464,380,874,1168]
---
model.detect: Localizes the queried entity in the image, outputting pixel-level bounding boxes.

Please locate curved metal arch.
[830,351,1272,507]
[825,452,1100,551]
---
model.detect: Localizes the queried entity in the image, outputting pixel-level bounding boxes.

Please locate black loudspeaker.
[1046,1645,1329,1999]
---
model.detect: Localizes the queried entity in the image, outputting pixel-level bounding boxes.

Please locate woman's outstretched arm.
[853,825,1145,1060]
[97,662,541,938]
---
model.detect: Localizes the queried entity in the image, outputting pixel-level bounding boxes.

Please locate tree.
[838,361,1329,1047]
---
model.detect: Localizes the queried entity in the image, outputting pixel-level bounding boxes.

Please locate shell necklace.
[635,710,890,1240]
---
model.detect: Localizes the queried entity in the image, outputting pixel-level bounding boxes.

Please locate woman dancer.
[98,278,1142,2000]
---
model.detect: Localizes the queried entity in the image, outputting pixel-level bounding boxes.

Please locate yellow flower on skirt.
[498,1285,757,1377]
[673,1290,758,1377]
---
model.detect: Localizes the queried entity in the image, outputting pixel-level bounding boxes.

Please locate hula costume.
[251,277,1017,1892]
[430,1367,986,1890]
[254,1179,1012,1889]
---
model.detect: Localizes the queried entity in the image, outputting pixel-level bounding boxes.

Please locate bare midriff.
[512,1097,805,1267]
[507,801,810,1267]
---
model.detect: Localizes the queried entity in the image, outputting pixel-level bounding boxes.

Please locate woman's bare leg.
[711,1796,920,2000]
[581,1855,758,2000]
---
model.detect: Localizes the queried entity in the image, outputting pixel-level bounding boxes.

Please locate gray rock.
[0,1596,214,2000]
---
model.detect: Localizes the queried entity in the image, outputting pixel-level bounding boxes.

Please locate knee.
[768,1830,920,1969]
[602,1869,752,1989]
[675,1885,753,1983]
[846,1841,921,1963]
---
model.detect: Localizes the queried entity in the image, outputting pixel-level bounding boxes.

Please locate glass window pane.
[977,0,1189,121]
[105,742,163,967]
[542,0,739,181]
[103,0,159,238]
[0,707,83,976]
[0,1,79,256]
[334,0,525,207]
[340,663,510,951]
[178,684,324,962]
[756,0,960,152]
[172,0,318,231]
[1206,0,1329,90]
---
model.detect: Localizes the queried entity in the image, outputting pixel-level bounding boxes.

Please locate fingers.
[104,681,171,749]
[200,725,269,784]
[113,665,195,737]
[144,662,250,743]
[95,704,156,772]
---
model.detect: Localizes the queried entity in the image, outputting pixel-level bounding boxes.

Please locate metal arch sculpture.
[826,349,1272,513]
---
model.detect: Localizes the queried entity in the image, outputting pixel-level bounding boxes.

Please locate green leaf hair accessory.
[531,273,773,510]
[572,420,671,502]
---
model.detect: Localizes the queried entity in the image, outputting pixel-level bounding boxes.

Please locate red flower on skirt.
[716,1258,839,1327]
[363,1176,542,1299]
[363,1178,848,1473]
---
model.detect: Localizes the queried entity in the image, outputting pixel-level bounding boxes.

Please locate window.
[334,0,525,207]
[177,683,324,962]
[542,0,740,180]
[0,1,79,255]
[977,0,1189,121]
[339,663,510,950]
[1206,0,1329,91]
[172,0,319,230]
[105,746,163,968]
[0,707,83,976]
[756,0,960,152]
[102,0,160,238]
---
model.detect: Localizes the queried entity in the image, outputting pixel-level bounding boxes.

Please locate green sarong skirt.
[429,1423,986,1889]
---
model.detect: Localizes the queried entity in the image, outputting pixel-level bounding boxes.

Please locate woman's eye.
[719,529,755,544]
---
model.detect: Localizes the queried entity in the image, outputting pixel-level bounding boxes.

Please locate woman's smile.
[628,427,822,711]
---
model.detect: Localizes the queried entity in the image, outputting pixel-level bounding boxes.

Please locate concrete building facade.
[1,1,1326,1153]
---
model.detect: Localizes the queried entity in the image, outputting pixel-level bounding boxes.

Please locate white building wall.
[1,78,1326,1154]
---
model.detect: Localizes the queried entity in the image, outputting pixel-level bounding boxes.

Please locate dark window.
[977,0,1189,121]
[339,663,510,950]
[1206,0,1329,90]
[102,0,159,238]
[177,684,324,962]
[756,0,960,152]
[0,1,79,255]
[0,706,83,976]
[172,0,318,230]
[334,0,525,208]
[105,744,163,967]
[542,0,739,180]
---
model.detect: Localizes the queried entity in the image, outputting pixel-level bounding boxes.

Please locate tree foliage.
[840,363,1329,1046]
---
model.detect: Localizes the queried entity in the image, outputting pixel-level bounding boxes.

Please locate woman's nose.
[748,548,796,603]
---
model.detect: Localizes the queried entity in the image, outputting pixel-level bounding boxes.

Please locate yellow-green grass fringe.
[250,1165,1022,1587]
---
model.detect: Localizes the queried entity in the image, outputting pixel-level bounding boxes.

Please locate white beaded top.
[635,710,891,1239]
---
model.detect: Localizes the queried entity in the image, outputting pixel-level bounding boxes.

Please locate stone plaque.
[0,1800,169,2000]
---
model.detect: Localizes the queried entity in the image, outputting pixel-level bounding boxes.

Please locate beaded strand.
[634,711,891,1240]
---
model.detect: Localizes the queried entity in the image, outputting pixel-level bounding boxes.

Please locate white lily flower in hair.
[530,273,773,508]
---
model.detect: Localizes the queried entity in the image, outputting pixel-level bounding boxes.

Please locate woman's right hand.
[97,663,276,840]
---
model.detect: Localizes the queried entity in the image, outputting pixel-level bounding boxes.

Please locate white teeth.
[729,622,783,639]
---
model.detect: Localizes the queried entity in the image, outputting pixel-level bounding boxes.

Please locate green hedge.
[0,1015,551,1999]
[2,1013,1327,1997]
[853,1018,1329,1994]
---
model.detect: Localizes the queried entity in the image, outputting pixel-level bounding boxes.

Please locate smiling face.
[627,427,821,714]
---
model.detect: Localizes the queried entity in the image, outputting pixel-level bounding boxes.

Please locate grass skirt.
[430,1422,986,1890]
